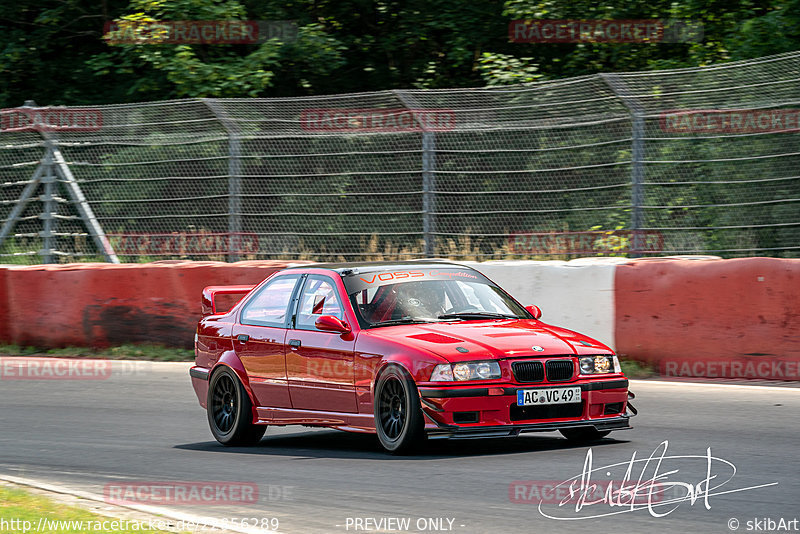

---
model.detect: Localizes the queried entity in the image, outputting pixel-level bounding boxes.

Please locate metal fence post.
[422,132,437,257]
[0,165,44,249]
[202,99,242,262]
[394,91,437,257]
[630,115,645,256]
[40,142,56,263]
[0,101,119,263]
[228,133,242,259]
[53,146,120,263]
[601,74,645,257]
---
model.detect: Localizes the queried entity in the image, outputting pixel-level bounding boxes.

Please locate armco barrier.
[0,261,297,348]
[615,257,800,380]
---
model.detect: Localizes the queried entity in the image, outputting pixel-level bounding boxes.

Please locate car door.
[232,274,300,409]
[286,275,357,413]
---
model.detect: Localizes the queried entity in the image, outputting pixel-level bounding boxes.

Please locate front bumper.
[417,378,633,439]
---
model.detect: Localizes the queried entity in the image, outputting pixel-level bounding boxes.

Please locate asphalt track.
[1,360,798,533]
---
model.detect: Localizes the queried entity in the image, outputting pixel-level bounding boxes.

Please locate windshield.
[343,267,530,327]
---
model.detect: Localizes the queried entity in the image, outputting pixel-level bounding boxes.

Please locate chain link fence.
[1,51,798,263]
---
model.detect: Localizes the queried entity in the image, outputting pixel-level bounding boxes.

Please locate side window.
[240,275,299,327]
[295,277,344,330]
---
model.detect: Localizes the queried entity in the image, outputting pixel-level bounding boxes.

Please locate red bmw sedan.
[190,261,634,453]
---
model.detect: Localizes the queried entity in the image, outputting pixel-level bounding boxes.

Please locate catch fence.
[1,51,798,263]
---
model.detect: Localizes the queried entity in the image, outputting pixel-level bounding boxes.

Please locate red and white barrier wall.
[0,261,296,349]
[468,258,626,349]
[613,257,800,380]
[0,257,797,379]
[472,257,800,380]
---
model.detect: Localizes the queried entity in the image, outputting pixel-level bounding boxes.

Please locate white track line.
[630,379,800,392]
[0,474,281,534]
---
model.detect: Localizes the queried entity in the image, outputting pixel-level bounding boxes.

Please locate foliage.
[478,53,542,86]
[619,357,658,378]
[1,0,798,262]
[2,0,799,106]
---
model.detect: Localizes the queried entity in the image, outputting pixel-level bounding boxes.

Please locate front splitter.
[425,414,632,440]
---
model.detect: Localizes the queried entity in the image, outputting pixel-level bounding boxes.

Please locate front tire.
[207,367,266,446]
[374,365,425,454]
[559,427,610,442]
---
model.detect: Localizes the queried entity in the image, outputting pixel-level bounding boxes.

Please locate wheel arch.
[209,350,258,420]
[372,354,423,395]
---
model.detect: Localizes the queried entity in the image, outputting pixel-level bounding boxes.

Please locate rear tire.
[207,367,266,446]
[374,365,425,454]
[559,427,610,442]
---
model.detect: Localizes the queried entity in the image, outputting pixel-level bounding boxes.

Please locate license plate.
[517,386,581,406]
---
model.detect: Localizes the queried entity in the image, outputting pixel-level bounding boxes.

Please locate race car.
[189,261,634,453]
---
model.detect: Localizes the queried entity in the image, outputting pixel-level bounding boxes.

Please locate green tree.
[3,0,800,106]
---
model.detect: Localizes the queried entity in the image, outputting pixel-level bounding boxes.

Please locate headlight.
[430,361,501,381]
[579,355,621,375]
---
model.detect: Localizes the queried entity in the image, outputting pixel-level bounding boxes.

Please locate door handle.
[288,339,301,348]
[237,334,249,343]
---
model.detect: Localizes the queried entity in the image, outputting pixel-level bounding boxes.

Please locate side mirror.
[314,315,352,334]
[525,305,542,320]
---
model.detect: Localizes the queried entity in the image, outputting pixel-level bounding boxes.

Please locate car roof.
[283,259,475,275]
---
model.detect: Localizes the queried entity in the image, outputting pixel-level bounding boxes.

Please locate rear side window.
[240,275,299,327]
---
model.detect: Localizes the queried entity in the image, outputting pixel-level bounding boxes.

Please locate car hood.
[365,319,612,362]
